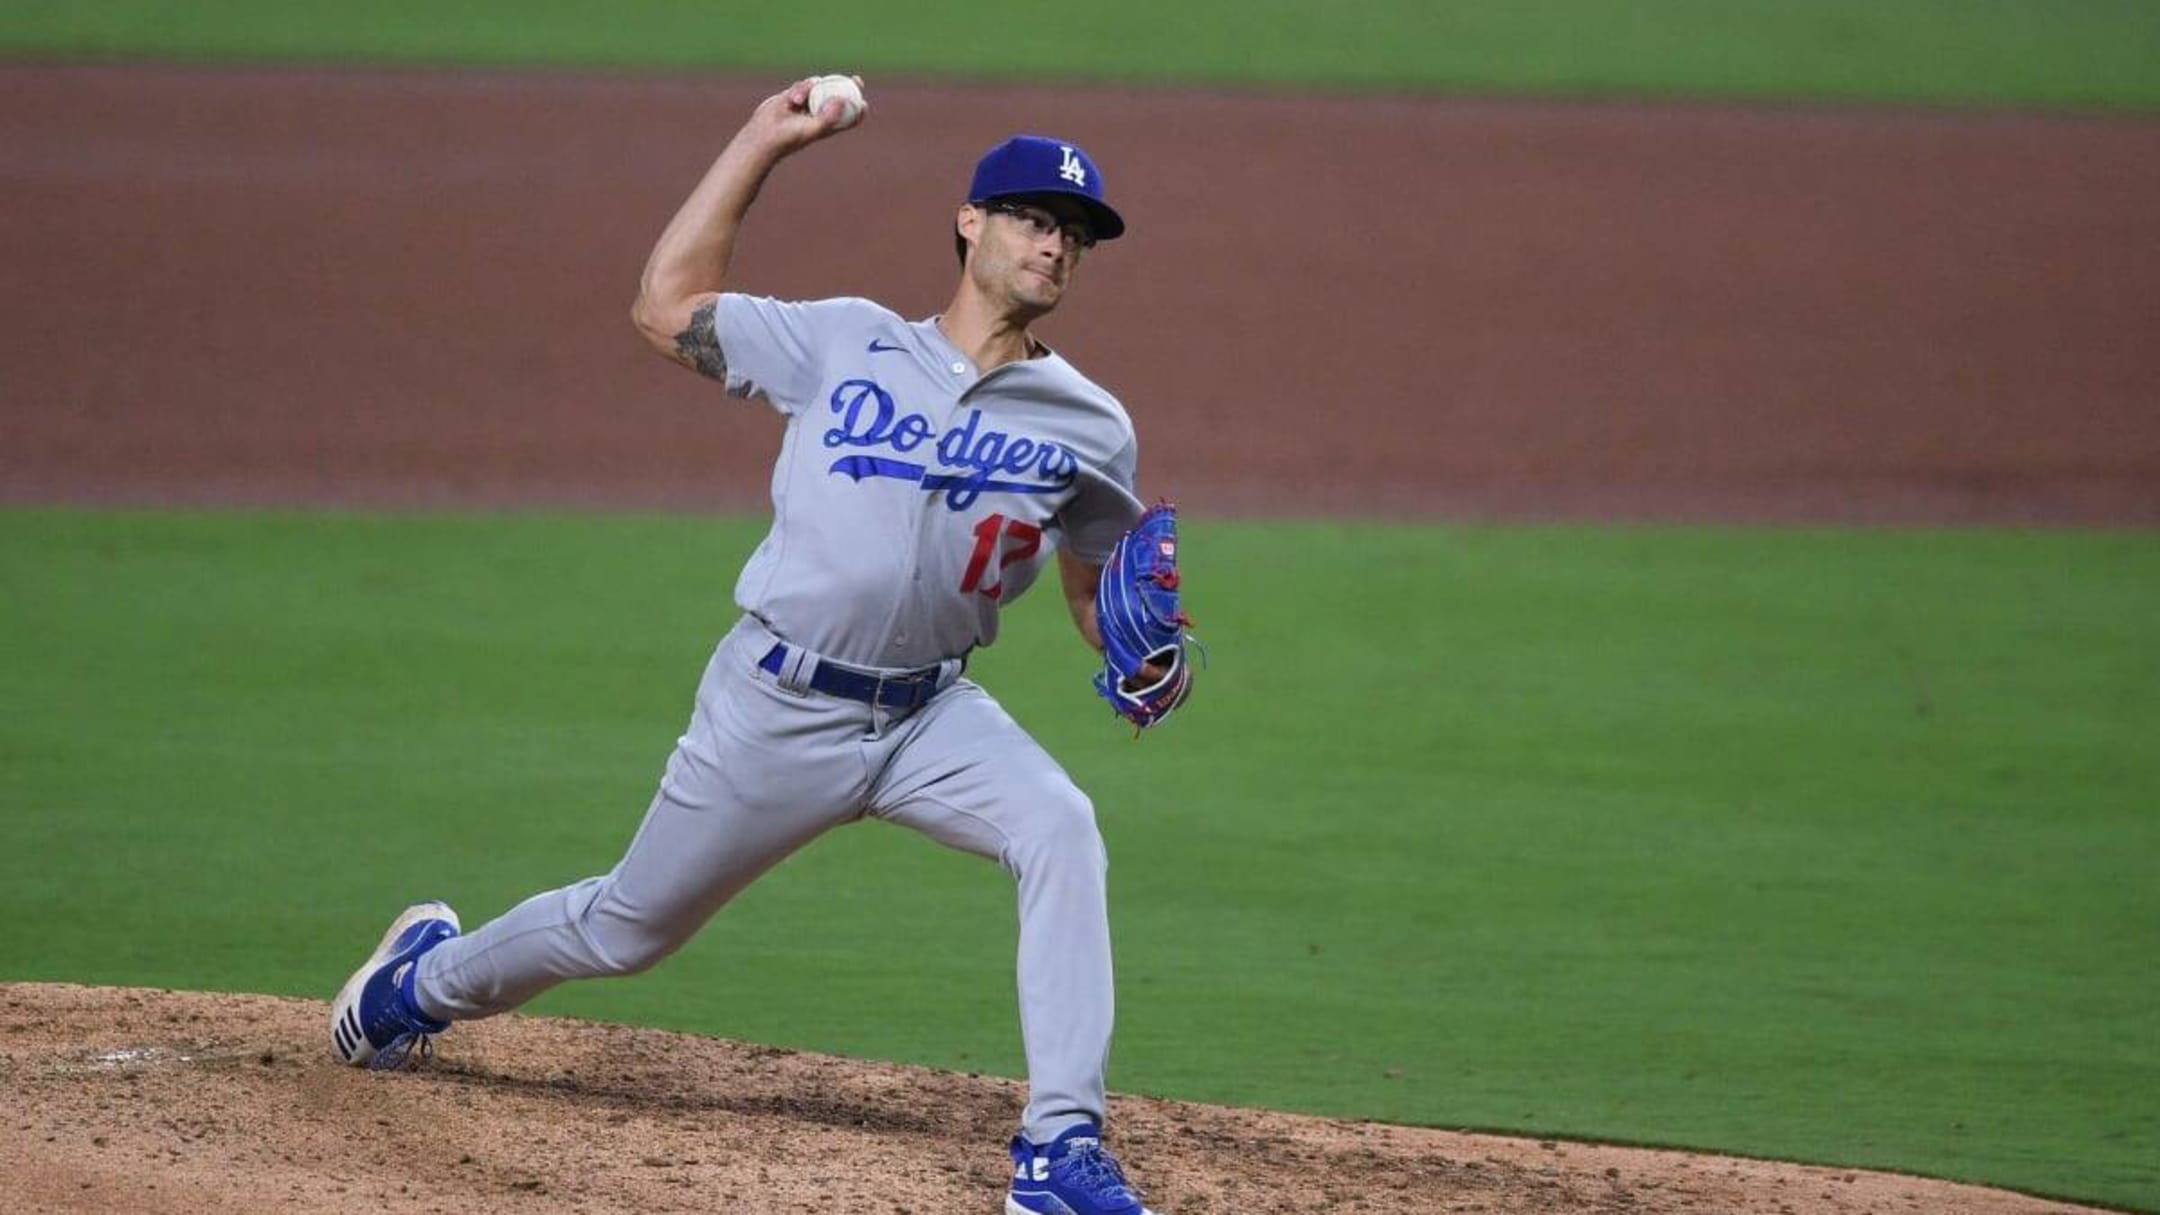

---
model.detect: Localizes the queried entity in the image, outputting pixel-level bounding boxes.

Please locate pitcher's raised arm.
[630,76,868,380]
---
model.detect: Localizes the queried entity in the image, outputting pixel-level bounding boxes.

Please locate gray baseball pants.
[410,615,1114,1141]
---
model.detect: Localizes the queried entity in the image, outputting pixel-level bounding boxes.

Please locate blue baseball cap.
[968,135,1126,241]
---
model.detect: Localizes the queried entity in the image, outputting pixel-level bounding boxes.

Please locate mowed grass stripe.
[4,0,2160,109]
[1,509,2153,1209]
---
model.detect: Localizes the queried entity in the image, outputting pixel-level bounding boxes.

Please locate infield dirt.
[0,984,2117,1215]
[1,62,2153,1215]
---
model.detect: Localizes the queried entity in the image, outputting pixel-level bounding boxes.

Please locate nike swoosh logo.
[867,338,905,353]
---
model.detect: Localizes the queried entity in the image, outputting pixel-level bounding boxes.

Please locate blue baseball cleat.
[1007,1122,1159,1215]
[328,901,461,1069]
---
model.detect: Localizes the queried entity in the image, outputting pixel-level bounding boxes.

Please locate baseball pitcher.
[328,75,1195,1215]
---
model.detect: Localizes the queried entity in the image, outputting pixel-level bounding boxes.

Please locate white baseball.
[807,74,866,130]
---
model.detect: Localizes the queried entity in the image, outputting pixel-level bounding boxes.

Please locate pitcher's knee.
[571,885,698,977]
[578,914,690,977]
[1004,780,1108,875]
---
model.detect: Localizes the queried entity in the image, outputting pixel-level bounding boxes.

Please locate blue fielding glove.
[1093,502,1198,731]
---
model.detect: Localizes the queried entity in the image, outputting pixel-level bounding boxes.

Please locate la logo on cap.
[966,134,1125,240]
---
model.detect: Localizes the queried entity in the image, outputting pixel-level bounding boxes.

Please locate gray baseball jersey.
[410,293,1145,1145]
[718,294,1142,669]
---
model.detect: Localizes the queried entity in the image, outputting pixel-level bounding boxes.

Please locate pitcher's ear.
[955,203,983,268]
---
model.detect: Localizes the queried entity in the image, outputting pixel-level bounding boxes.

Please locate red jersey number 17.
[960,513,1043,602]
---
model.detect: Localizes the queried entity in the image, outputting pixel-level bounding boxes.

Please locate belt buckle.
[874,668,933,711]
[873,671,914,710]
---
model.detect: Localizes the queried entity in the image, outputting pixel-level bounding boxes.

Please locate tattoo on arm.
[672,299,727,381]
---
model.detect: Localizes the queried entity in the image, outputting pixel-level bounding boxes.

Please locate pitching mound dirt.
[1,983,2105,1215]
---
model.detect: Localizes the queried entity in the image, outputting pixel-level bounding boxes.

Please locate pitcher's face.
[960,198,1094,316]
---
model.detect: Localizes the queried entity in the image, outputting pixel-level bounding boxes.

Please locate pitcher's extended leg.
[415,636,867,1021]
[414,781,837,1019]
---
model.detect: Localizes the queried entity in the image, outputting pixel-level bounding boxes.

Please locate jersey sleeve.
[1057,435,1144,564]
[712,294,860,415]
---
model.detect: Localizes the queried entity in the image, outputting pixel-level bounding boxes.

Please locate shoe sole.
[1006,1197,1156,1215]
[328,900,460,1066]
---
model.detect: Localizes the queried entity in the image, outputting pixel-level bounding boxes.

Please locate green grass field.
[6,2,2159,1207]
[2,509,2154,1209]
[5,0,2160,109]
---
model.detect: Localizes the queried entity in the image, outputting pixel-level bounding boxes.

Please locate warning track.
[3,63,2156,524]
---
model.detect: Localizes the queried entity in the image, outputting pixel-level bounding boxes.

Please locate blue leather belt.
[757,642,947,712]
